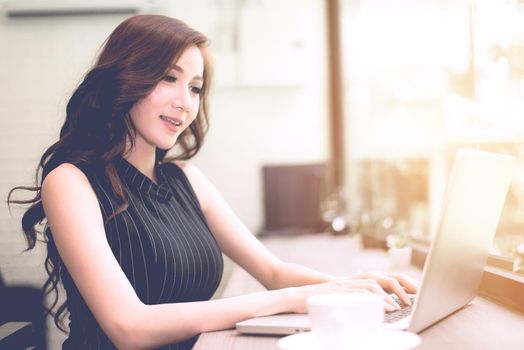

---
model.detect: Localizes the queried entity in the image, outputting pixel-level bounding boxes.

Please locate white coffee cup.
[307,293,384,350]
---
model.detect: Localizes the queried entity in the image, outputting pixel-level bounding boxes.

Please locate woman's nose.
[173,85,192,111]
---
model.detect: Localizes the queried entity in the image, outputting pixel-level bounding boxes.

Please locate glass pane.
[340,0,524,259]
[472,0,524,257]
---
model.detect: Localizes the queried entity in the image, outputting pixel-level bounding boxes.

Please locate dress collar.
[116,157,173,201]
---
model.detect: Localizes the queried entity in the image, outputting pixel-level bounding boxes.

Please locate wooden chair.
[261,163,326,235]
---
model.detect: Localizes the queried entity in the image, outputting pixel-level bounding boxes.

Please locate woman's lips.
[160,115,182,132]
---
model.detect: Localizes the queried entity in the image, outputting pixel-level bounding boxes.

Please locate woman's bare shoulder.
[42,162,92,194]
[172,160,206,182]
[41,162,103,236]
[173,160,188,170]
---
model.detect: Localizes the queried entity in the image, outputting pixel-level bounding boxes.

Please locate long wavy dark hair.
[7,14,212,332]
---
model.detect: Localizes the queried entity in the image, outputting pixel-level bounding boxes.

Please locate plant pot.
[388,246,412,269]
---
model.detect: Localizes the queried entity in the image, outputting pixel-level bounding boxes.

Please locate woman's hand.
[284,272,417,314]
[352,271,418,305]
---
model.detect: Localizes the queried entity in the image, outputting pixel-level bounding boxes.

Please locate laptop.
[236,148,515,335]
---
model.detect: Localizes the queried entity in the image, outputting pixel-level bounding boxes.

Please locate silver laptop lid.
[408,148,515,333]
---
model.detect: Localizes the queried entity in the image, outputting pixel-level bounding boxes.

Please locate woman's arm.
[178,162,417,301]
[43,164,404,350]
[176,161,333,288]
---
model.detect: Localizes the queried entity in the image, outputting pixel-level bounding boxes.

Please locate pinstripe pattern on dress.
[61,158,224,350]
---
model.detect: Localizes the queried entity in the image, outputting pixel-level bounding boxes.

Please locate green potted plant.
[386,221,412,268]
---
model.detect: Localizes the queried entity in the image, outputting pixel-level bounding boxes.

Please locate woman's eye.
[191,86,202,95]
[190,86,202,95]
[164,75,177,83]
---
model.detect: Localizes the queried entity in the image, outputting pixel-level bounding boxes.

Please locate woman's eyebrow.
[171,65,203,82]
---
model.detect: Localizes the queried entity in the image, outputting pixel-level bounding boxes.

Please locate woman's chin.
[157,138,179,151]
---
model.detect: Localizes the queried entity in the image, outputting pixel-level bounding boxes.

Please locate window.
[340,0,524,267]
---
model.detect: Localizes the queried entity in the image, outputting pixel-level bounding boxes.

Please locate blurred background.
[1,0,524,348]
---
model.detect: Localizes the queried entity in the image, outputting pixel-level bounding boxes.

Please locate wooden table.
[194,234,524,350]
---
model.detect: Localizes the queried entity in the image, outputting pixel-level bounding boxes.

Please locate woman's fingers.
[341,279,401,310]
[356,271,417,306]
[301,277,407,313]
[383,273,419,305]
[391,273,419,294]
[384,277,411,306]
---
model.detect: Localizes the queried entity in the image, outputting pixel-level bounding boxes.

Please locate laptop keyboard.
[384,294,416,323]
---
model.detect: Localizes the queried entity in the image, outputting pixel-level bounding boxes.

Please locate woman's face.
[129,45,204,152]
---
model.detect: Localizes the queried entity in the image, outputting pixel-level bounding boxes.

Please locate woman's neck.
[124,143,158,184]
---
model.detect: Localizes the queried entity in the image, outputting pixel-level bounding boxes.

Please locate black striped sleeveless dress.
[61,157,224,350]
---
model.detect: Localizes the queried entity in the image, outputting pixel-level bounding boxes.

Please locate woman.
[8,15,416,350]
